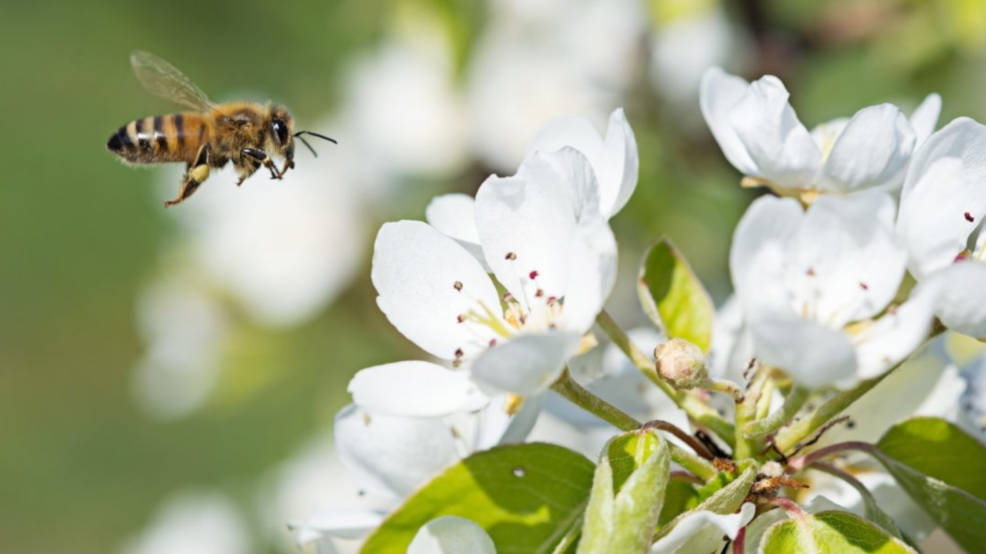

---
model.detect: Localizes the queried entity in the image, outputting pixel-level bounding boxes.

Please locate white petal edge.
[910,93,941,145]
[470,332,583,395]
[476,148,616,332]
[729,74,821,188]
[699,67,760,175]
[407,516,496,554]
[425,194,487,267]
[748,312,858,388]
[818,103,914,193]
[372,220,502,360]
[898,117,986,277]
[651,503,755,553]
[334,404,459,498]
[924,261,986,338]
[526,108,639,218]
[348,361,489,418]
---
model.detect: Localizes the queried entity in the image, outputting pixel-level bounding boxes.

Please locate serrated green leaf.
[637,238,714,352]
[578,429,670,554]
[361,443,595,554]
[761,510,914,554]
[872,416,986,552]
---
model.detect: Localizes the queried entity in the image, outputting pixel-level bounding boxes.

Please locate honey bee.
[107,50,336,206]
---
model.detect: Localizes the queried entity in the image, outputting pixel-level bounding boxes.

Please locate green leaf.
[658,479,701,527]
[578,429,670,554]
[876,416,986,500]
[361,443,595,554]
[872,416,986,552]
[637,238,714,352]
[761,510,915,554]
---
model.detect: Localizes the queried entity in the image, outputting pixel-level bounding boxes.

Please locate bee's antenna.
[294,130,338,144]
[297,136,318,158]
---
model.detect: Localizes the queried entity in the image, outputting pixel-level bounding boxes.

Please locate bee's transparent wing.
[130,50,213,111]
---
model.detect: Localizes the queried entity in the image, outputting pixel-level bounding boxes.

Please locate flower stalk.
[596,310,736,445]
[550,369,718,480]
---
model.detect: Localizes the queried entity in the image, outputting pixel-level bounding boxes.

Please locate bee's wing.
[130,50,214,111]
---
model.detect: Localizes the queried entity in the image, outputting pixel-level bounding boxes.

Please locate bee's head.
[268,106,337,165]
[268,105,296,161]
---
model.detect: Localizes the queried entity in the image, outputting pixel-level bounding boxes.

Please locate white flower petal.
[334,404,459,497]
[729,195,804,308]
[476,148,617,332]
[470,332,582,394]
[348,361,489,418]
[729,74,821,187]
[425,194,485,264]
[651,503,755,553]
[699,67,760,175]
[898,117,986,278]
[526,108,639,218]
[853,290,936,379]
[473,393,544,450]
[924,261,986,338]
[372,220,502,360]
[750,312,858,387]
[910,93,941,145]
[407,516,496,554]
[792,192,906,326]
[819,104,915,193]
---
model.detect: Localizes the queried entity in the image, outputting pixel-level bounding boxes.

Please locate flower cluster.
[296,67,986,554]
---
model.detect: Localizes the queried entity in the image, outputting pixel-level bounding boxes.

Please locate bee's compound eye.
[272,119,288,145]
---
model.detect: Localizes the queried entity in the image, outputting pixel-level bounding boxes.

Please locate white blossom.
[372,148,616,395]
[701,67,939,197]
[897,117,986,338]
[730,191,935,387]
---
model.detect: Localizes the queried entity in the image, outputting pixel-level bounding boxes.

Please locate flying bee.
[107,50,336,206]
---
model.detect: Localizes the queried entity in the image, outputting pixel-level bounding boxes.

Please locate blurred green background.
[2,0,985,552]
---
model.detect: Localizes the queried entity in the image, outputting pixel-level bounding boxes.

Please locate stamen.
[457,314,465,323]
[453,281,463,292]
[489,338,497,347]
[535,289,544,298]
[454,348,464,358]
[505,251,517,260]
[965,211,975,223]
[528,270,539,280]
[859,282,869,291]
[805,267,816,277]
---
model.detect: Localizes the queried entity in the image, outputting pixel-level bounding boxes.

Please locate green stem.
[550,369,719,480]
[773,376,886,454]
[550,369,640,431]
[733,368,769,460]
[743,386,809,440]
[595,310,735,446]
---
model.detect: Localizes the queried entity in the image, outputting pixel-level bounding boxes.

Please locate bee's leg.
[275,158,295,179]
[165,144,211,207]
[234,156,260,186]
[241,147,280,180]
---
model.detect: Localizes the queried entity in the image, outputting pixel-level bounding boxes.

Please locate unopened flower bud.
[655,338,708,389]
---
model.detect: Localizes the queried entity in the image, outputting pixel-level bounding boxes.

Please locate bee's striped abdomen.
[106,113,208,164]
